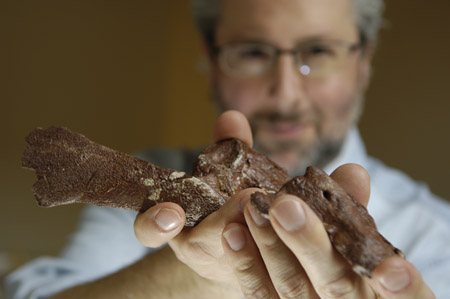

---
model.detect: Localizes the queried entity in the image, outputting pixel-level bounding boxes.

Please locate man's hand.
[222,163,436,298]
[134,110,254,294]
[134,110,435,298]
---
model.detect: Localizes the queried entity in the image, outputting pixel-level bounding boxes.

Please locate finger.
[370,256,435,299]
[171,189,256,272]
[134,202,186,248]
[213,110,253,148]
[269,194,373,298]
[330,163,371,207]
[244,201,319,298]
[222,223,280,298]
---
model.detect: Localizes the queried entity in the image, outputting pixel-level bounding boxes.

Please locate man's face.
[210,0,371,174]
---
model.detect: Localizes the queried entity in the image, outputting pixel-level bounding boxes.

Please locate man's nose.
[269,54,305,109]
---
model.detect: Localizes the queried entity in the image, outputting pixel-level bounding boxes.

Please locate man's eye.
[303,45,332,56]
[240,48,270,59]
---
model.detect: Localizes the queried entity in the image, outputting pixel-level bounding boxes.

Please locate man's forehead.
[215,0,358,46]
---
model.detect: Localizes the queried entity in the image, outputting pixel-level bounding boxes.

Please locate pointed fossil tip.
[250,191,274,218]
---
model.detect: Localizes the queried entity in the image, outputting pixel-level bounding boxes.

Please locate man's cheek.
[220,81,265,115]
[311,79,356,119]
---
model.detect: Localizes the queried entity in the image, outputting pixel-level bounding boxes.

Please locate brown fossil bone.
[22,126,289,226]
[22,126,403,277]
[251,166,404,277]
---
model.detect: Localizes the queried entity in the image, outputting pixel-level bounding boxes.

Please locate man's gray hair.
[353,0,385,44]
[191,0,385,47]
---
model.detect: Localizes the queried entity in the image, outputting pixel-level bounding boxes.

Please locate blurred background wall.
[1,0,449,282]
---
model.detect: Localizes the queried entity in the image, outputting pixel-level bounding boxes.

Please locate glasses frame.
[213,39,363,78]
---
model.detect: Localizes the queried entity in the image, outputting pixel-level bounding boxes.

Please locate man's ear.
[200,40,213,60]
[199,40,218,83]
[200,40,214,69]
[359,42,376,91]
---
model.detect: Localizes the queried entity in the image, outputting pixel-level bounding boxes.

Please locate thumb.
[213,110,253,148]
[134,202,186,248]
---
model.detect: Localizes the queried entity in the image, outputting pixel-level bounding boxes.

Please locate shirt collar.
[323,126,368,175]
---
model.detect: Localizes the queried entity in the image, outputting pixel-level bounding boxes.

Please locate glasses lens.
[220,43,275,76]
[296,41,354,77]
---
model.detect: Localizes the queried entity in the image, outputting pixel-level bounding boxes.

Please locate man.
[5,0,450,298]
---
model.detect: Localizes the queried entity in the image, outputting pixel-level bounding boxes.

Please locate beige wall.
[1,0,449,276]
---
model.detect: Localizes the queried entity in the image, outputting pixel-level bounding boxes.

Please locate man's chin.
[254,137,344,176]
[253,140,313,174]
[267,150,305,174]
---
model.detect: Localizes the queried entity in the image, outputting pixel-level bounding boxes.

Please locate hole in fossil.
[323,190,332,201]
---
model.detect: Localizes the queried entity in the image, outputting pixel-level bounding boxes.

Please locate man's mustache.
[250,111,318,126]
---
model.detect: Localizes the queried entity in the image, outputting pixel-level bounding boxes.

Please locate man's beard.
[248,110,344,176]
[252,130,343,177]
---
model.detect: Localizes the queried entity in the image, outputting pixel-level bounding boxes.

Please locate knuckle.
[277,272,309,299]
[261,234,285,250]
[233,257,273,299]
[178,240,216,265]
[242,284,272,299]
[235,255,258,273]
[319,272,356,298]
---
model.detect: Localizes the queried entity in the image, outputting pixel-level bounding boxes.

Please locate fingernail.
[223,226,246,251]
[249,204,269,226]
[380,268,410,292]
[154,208,182,232]
[271,196,305,231]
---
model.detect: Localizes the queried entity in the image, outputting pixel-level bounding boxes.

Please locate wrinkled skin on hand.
[135,111,435,299]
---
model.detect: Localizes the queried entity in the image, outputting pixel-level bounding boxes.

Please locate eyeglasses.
[213,40,362,78]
